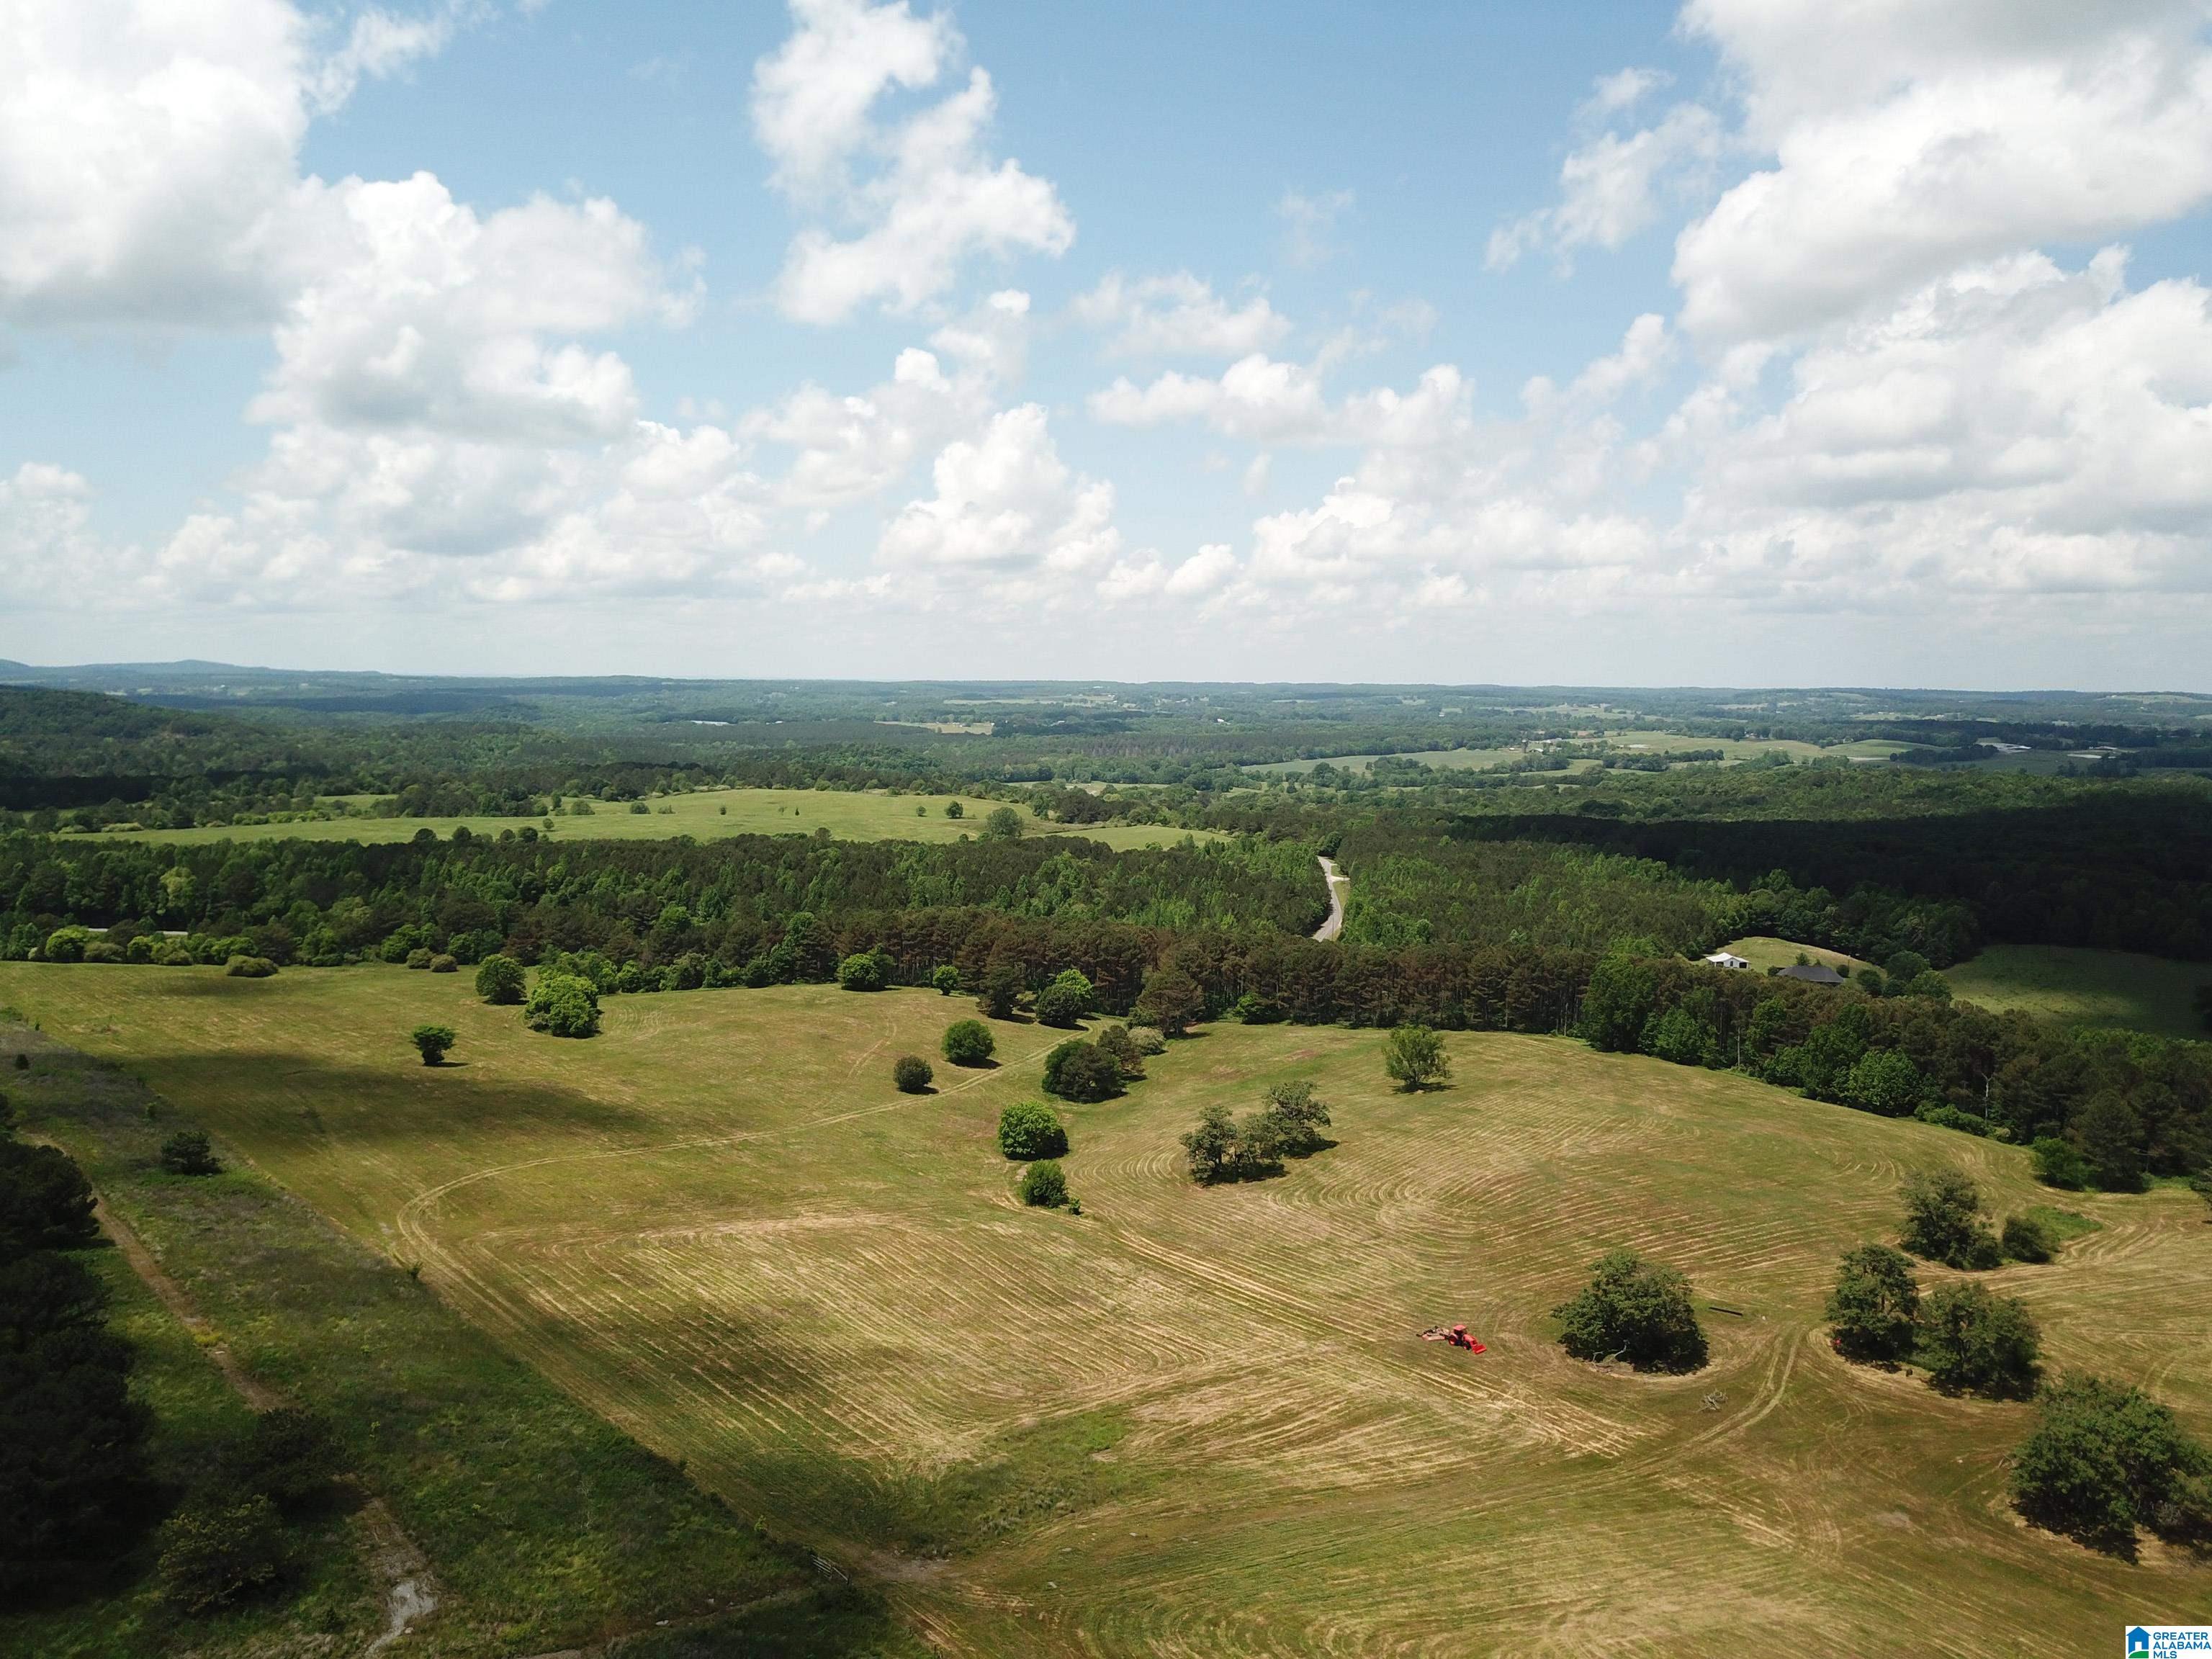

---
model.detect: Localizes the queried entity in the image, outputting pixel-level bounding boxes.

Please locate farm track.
[4,968,2206,1657]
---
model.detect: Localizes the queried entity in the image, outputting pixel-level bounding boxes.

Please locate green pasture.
[0,963,2203,1655]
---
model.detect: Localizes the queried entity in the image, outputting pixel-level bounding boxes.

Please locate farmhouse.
[1770,962,1847,986]
[1701,951,1752,970]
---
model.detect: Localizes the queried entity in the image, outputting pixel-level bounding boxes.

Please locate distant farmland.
[3,963,2203,1656]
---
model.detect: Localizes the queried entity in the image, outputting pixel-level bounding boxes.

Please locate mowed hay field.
[1944,945,2210,1043]
[2,967,2207,1656]
[86,786,1215,853]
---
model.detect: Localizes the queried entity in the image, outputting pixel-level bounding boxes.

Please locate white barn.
[1702,951,1752,971]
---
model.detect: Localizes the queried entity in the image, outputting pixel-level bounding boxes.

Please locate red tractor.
[1420,1323,1487,1354]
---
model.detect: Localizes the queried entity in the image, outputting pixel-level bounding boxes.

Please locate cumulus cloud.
[1673,0,2212,338]
[1278,189,1353,267]
[1072,272,1290,359]
[754,0,1073,323]
[879,404,1120,590]
[1488,99,1722,272]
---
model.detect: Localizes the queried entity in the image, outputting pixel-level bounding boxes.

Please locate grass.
[1,963,2206,1655]
[1943,945,2210,1042]
[78,787,1218,853]
[0,1013,920,1659]
[1246,732,1908,775]
[1719,935,1879,978]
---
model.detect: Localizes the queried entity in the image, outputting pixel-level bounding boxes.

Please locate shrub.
[941,1019,996,1067]
[1230,990,1285,1025]
[1131,966,1204,1036]
[2001,1213,2055,1264]
[1033,968,1097,1028]
[837,950,893,992]
[159,1129,222,1177]
[930,964,961,996]
[157,1491,289,1613]
[1123,1025,1167,1056]
[1825,1244,1919,1363]
[410,1025,457,1066]
[428,953,459,974]
[1182,1103,1241,1184]
[1042,1040,1123,1103]
[1898,1169,2000,1269]
[1553,1249,1708,1373]
[997,1102,1068,1161]
[405,948,433,970]
[0,1140,102,1252]
[475,954,526,1004]
[1383,1024,1449,1091]
[2011,1373,2211,1556]
[1917,1282,2041,1399]
[524,972,602,1038]
[2031,1135,2091,1190]
[891,1054,933,1094]
[1017,1160,1069,1208]
[42,926,93,963]
[83,940,126,964]
[1094,1023,1146,1079]
[223,955,278,979]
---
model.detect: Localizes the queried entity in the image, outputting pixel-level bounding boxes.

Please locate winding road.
[1313,855,1350,940]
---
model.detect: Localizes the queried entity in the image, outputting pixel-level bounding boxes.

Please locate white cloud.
[1072,271,1290,359]
[754,0,1073,323]
[1278,189,1352,267]
[1488,100,1722,272]
[309,4,465,114]
[1089,354,1334,443]
[879,404,1120,588]
[1674,0,2212,338]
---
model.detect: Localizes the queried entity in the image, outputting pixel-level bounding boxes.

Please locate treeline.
[0,831,1331,967]
[1581,958,2211,1182]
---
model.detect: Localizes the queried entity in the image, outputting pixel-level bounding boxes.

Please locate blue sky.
[4,1,2212,687]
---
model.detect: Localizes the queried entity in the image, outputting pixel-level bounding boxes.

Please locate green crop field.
[1,963,2205,1655]
[1944,945,2211,1043]
[76,786,1215,853]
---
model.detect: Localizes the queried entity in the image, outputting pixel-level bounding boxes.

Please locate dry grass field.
[1944,945,2210,1043]
[81,786,1215,853]
[1,963,2206,1656]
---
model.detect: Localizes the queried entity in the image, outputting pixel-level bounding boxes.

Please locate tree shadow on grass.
[48,1047,660,1146]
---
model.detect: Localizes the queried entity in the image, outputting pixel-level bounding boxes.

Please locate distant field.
[81,786,1216,852]
[1719,936,1879,978]
[1946,945,2210,1042]
[1,963,2203,1655]
[1246,731,1907,775]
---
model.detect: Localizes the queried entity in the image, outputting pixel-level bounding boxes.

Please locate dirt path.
[1313,855,1349,941]
[84,1174,439,1655]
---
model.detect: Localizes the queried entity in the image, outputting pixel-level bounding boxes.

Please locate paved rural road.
[1313,855,1349,940]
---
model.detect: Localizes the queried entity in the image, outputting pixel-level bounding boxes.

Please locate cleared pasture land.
[1,964,2206,1656]
[1719,935,1879,978]
[1246,732,1907,775]
[81,786,1213,852]
[1944,945,2210,1043]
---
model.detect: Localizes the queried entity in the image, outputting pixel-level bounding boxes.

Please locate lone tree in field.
[997,1102,1069,1161]
[930,964,962,996]
[1017,1159,1069,1208]
[1897,1169,2000,1269]
[158,1129,222,1177]
[1825,1244,1919,1364]
[1553,1249,1708,1373]
[1383,1024,1450,1091]
[1131,965,1204,1037]
[2011,1373,2212,1557]
[1033,968,1097,1029]
[1042,1040,1123,1103]
[941,1019,996,1067]
[1260,1082,1333,1157]
[474,954,525,1004]
[837,950,893,992]
[943,800,964,819]
[524,972,601,1038]
[410,1025,457,1066]
[1916,1282,2041,1399]
[981,806,1024,841]
[891,1054,933,1094]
